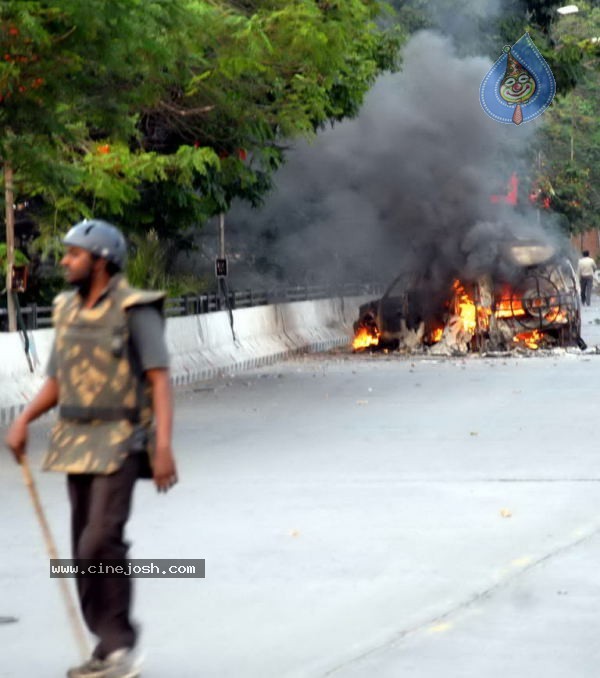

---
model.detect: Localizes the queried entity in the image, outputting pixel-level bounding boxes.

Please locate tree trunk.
[4,161,16,332]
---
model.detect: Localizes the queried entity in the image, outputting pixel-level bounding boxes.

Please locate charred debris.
[352,239,585,356]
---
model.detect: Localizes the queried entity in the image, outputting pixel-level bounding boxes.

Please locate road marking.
[511,557,533,567]
[428,623,452,634]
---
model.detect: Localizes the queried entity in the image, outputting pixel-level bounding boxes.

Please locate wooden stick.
[20,457,90,660]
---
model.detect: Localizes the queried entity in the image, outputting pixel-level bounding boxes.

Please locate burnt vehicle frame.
[354,241,582,351]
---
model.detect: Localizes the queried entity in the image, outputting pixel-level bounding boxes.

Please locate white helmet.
[63,219,127,270]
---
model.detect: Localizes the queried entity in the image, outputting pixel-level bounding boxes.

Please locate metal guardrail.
[0,283,384,331]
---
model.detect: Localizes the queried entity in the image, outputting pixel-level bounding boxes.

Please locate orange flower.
[97,144,111,154]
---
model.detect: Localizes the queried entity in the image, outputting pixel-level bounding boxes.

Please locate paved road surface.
[2,301,600,677]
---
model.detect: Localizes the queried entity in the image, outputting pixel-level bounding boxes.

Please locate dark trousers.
[581,276,593,306]
[67,455,140,659]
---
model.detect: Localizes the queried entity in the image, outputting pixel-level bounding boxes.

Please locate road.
[2,302,600,677]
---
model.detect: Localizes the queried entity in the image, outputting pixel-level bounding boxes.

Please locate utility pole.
[570,95,575,163]
[570,130,575,163]
[217,212,236,341]
[215,212,228,279]
[4,161,16,332]
[219,212,225,260]
[537,149,542,225]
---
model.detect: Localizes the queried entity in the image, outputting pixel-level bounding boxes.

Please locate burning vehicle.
[353,240,583,354]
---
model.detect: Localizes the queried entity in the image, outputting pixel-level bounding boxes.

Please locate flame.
[452,280,477,333]
[351,279,569,355]
[494,285,527,318]
[495,298,526,318]
[513,330,544,349]
[478,306,492,327]
[352,326,380,351]
[553,310,568,324]
[495,286,564,323]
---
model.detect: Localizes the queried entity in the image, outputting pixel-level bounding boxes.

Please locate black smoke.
[225,29,567,298]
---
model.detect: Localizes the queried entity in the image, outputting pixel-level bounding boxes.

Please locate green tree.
[532,2,600,232]
[0,1,220,234]
[389,0,586,94]
[125,0,403,237]
[1,1,401,296]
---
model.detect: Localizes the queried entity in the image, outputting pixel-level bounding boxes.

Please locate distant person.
[577,250,596,306]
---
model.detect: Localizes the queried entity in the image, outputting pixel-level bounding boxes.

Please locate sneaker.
[66,656,111,678]
[67,649,141,678]
[104,648,141,678]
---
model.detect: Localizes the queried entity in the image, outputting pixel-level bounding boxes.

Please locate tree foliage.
[130,0,403,241]
[0,0,220,247]
[0,0,402,257]
[389,0,587,94]
[532,2,600,232]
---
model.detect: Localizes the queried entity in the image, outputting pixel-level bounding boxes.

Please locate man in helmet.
[5,219,177,678]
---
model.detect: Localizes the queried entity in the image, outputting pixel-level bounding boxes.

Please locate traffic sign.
[215,257,228,277]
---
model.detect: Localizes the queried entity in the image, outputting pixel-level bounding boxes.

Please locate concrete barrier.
[0,294,371,425]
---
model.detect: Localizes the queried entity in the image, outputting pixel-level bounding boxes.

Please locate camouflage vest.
[42,275,166,475]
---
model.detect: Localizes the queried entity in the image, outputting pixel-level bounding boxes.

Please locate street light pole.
[557,5,579,163]
[4,160,16,332]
